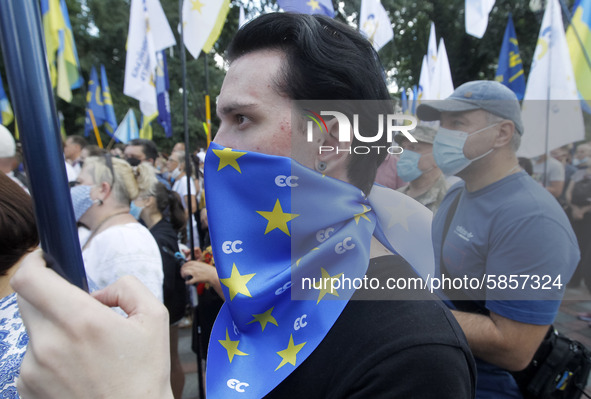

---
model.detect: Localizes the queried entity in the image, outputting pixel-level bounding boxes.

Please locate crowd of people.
[0,11,590,399]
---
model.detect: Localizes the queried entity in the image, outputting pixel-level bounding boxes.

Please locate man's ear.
[495,120,515,148]
[315,117,351,181]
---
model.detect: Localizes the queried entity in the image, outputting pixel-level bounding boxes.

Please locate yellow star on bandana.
[307,0,320,10]
[256,199,300,236]
[191,0,204,12]
[220,264,256,300]
[218,329,248,362]
[353,204,372,225]
[212,147,247,173]
[275,334,307,371]
[314,267,344,304]
[247,307,279,332]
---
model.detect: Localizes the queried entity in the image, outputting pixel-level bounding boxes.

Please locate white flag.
[519,0,584,158]
[418,55,431,102]
[239,6,246,28]
[465,0,495,38]
[432,38,454,100]
[359,0,394,52]
[182,0,230,58]
[124,0,175,116]
[427,22,438,80]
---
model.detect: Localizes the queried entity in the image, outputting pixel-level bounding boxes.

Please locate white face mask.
[432,123,499,175]
[170,167,181,180]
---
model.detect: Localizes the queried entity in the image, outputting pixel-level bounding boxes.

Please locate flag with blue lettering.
[113,109,139,144]
[41,0,83,102]
[567,0,591,112]
[495,14,526,100]
[124,0,176,117]
[276,0,335,17]
[84,66,106,137]
[155,51,172,138]
[100,65,118,136]
[0,74,14,126]
[204,142,434,398]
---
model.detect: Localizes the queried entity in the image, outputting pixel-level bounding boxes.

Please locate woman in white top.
[72,154,163,302]
[168,151,200,248]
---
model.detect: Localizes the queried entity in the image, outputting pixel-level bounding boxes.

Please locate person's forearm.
[451,310,545,371]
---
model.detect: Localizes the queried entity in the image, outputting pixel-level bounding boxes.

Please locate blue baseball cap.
[416,80,524,135]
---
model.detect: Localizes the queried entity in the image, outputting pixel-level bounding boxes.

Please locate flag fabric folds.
[155,51,172,138]
[140,112,157,140]
[495,14,526,100]
[84,66,106,137]
[465,0,495,38]
[124,0,176,117]
[100,65,118,136]
[520,0,584,158]
[0,74,14,126]
[41,0,83,102]
[182,0,231,58]
[566,0,591,112]
[114,109,140,144]
[427,23,438,81]
[359,0,394,52]
[418,55,431,102]
[431,38,454,100]
[277,0,335,17]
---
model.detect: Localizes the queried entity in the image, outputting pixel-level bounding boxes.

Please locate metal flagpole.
[0,0,88,291]
[179,1,206,397]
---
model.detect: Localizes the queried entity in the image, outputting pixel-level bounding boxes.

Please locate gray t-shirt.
[533,157,565,187]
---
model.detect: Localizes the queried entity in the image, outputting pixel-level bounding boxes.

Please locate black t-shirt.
[266,255,476,398]
[150,219,187,324]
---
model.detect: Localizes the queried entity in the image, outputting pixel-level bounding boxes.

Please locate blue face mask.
[397,149,423,182]
[70,185,95,222]
[432,123,498,176]
[129,201,144,220]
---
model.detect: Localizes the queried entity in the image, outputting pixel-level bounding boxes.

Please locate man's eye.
[237,115,249,125]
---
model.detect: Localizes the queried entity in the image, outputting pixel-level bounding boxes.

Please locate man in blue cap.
[417,80,580,398]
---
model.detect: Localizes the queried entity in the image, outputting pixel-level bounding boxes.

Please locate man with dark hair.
[12,13,474,399]
[417,81,580,398]
[63,135,87,177]
[124,138,170,189]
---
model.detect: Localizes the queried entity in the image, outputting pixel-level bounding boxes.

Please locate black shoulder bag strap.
[440,189,488,313]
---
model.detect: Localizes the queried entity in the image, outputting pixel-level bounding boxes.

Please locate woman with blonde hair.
[70,154,163,301]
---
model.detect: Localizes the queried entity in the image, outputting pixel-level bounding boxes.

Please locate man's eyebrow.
[217,103,258,117]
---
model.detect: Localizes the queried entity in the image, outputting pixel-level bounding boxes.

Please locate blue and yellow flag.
[204,142,434,398]
[100,65,118,136]
[156,51,172,138]
[0,74,14,126]
[84,66,106,137]
[139,112,157,141]
[495,14,526,100]
[276,0,335,17]
[567,0,591,112]
[41,0,83,102]
[113,109,139,144]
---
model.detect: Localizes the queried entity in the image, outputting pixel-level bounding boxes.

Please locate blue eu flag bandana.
[204,143,434,398]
